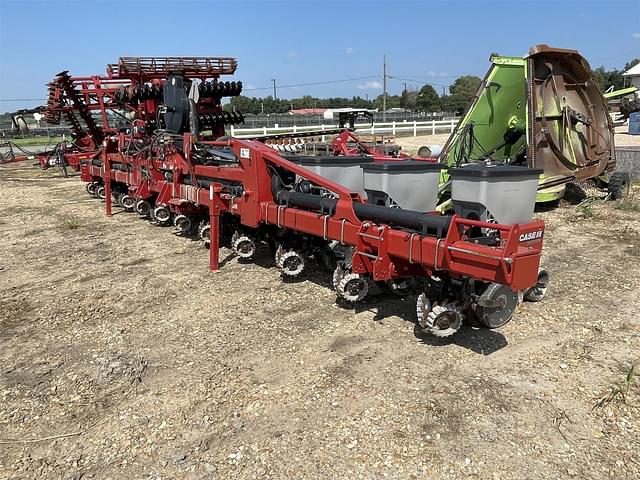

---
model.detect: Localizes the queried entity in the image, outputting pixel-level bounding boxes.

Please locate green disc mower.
[437,44,628,210]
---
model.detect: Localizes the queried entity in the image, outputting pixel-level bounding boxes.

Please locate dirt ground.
[0,162,639,480]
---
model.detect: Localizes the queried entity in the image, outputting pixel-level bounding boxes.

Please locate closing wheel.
[114,192,126,208]
[475,283,519,329]
[96,185,106,199]
[173,214,192,233]
[337,273,369,303]
[417,295,463,337]
[153,205,171,224]
[231,231,256,259]
[120,194,135,211]
[275,245,305,277]
[199,221,211,245]
[86,183,97,196]
[524,269,549,302]
[332,265,347,291]
[135,200,151,217]
[416,293,432,329]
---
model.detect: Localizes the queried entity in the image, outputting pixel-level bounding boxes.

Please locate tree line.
[227,75,483,115]
[226,56,640,116]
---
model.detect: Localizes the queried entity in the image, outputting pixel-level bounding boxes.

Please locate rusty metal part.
[527,45,615,179]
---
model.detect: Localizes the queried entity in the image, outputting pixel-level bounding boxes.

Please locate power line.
[243,75,379,91]
[392,73,459,78]
[1,75,381,102]
[388,75,449,88]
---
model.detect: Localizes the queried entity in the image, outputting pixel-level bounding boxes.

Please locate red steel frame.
[37,56,239,171]
[80,134,544,292]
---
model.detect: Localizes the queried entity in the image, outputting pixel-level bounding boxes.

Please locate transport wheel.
[523,269,549,302]
[153,205,171,224]
[120,194,135,211]
[135,200,151,217]
[475,283,519,329]
[607,172,631,200]
[96,186,106,199]
[620,98,640,118]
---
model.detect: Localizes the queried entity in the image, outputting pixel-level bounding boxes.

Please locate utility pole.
[382,54,387,122]
[403,82,407,94]
[271,79,277,100]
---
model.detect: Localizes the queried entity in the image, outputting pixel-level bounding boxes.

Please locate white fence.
[229,118,461,139]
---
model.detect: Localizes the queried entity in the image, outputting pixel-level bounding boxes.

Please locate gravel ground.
[0,163,639,479]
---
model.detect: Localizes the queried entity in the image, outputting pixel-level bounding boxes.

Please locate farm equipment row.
[1,55,550,338]
[77,131,546,337]
[6,44,624,339]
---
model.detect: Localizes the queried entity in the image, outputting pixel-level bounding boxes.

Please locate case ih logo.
[519,230,544,242]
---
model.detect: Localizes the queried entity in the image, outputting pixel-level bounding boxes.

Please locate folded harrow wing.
[33,56,245,171]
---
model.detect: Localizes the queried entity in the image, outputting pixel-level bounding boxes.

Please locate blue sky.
[1,0,639,111]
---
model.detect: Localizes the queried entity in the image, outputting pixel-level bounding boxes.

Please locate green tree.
[594,66,624,91]
[400,88,418,111]
[624,58,640,72]
[448,75,482,113]
[416,84,439,112]
[373,94,401,110]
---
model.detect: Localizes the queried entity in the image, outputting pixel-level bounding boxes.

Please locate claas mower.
[437,44,628,208]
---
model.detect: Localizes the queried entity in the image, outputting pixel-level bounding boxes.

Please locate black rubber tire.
[607,171,631,200]
[524,269,550,303]
[620,98,640,119]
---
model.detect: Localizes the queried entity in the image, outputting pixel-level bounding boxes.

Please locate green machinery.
[437,44,627,208]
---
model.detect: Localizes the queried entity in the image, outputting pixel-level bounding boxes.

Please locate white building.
[622,63,640,89]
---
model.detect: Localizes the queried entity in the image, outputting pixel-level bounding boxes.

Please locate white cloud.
[246,84,255,90]
[427,70,450,77]
[345,47,354,54]
[633,32,640,39]
[287,51,297,59]
[357,81,382,90]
